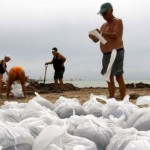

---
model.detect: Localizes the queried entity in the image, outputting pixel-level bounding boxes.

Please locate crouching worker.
[6,66,28,99]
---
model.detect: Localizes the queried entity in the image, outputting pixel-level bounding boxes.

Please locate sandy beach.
[0,83,150,106]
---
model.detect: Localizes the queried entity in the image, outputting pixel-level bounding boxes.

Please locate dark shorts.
[54,70,65,79]
[101,48,125,76]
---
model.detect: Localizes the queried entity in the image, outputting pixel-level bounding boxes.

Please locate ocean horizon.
[40,79,150,88]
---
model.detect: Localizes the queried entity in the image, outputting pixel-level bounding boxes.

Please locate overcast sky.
[0,0,150,81]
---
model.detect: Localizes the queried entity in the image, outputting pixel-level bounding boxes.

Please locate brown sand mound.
[27,83,80,94]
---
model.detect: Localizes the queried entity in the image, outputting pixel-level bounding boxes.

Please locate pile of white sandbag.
[0,93,150,150]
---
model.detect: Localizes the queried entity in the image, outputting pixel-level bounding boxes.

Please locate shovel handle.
[43,65,48,84]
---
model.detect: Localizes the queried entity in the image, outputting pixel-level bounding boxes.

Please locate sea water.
[41,79,150,88]
[66,79,150,88]
[66,80,107,88]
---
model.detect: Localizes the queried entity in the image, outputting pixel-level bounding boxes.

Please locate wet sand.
[0,87,150,106]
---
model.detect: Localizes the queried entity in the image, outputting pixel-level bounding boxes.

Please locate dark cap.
[98,2,113,14]
[52,47,58,51]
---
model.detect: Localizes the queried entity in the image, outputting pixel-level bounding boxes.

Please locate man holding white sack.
[89,2,126,99]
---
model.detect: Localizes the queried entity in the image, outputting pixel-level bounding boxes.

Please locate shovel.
[43,64,48,84]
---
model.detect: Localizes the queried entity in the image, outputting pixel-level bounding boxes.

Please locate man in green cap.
[89,2,126,99]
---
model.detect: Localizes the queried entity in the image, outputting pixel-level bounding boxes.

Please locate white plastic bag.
[0,109,21,123]
[124,140,150,150]
[32,124,97,150]
[102,97,138,121]
[136,96,150,106]
[54,97,85,119]
[74,117,116,150]
[20,117,47,138]
[73,145,86,150]
[0,121,34,150]
[31,92,54,110]
[106,128,150,150]
[127,108,149,128]
[82,97,103,117]
[103,49,117,82]
[49,144,63,150]
[20,100,59,120]
[133,112,150,131]
[11,83,28,98]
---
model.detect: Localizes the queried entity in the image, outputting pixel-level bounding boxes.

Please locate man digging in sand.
[45,47,66,93]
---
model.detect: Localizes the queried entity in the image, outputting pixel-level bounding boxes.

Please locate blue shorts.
[54,70,64,79]
[101,48,125,76]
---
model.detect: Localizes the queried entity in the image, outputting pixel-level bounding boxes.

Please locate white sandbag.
[127,108,150,128]
[32,124,97,150]
[1,101,20,109]
[67,115,96,135]
[20,100,58,120]
[54,96,69,108]
[109,115,127,128]
[39,114,60,125]
[1,102,27,120]
[49,144,63,150]
[54,97,85,119]
[82,97,103,117]
[54,103,85,119]
[31,92,54,110]
[124,140,150,150]
[106,128,150,150]
[54,96,81,108]
[102,97,138,121]
[73,145,86,150]
[0,121,34,150]
[11,83,28,98]
[133,112,150,131]
[39,115,92,135]
[90,94,107,102]
[0,109,21,123]
[136,96,150,106]
[74,117,116,150]
[20,117,47,138]
[43,115,97,135]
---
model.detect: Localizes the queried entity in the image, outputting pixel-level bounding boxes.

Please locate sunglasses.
[101,11,108,16]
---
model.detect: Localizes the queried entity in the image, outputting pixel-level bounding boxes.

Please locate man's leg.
[6,79,13,99]
[6,71,17,98]
[0,74,3,95]
[59,78,63,92]
[53,71,59,92]
[116,74,126,99]
[20,81,26,98]
[19,72,26,98]
[58,71,64,92]
[54,79,58,91]
[107,75,115,98]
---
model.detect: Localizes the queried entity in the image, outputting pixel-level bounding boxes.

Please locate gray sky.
[0,0,150,81]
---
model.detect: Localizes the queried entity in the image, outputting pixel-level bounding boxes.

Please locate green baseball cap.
[97,2,113,14]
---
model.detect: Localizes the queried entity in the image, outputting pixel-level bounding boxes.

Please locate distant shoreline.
[28,78,150,89]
